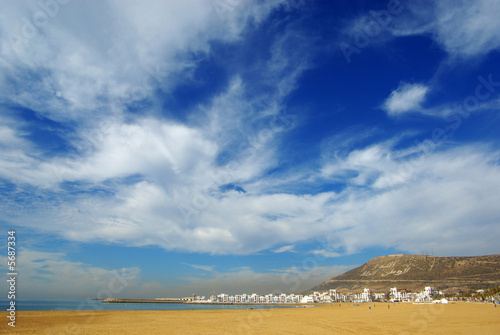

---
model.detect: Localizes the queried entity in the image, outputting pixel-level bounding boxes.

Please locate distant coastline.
[103,298,183,304]
[102,298,303,306]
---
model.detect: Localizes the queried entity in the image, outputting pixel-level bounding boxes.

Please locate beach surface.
[2,302,499,334]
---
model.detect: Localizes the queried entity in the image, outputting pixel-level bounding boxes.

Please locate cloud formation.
[392,0,500,58]
[1,0,287,123]
[0,248,140,299]
[383,82,429,116]
[272,245,296,253]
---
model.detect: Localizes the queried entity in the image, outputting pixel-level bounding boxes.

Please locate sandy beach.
[1,302,499,334]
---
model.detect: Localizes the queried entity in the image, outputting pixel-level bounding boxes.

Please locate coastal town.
[160,286,497,305]
[186,286,439,304]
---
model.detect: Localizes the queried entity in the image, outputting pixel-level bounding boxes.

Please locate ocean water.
[0,299,292,311]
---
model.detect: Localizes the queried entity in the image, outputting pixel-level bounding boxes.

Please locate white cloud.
[182,263,216,272]
[0,0,316,256]
[383,82,429,116]
[433,0,500,57]
[5,136,500,259]
[392,0,500,58]
[3,101,500,258]
[340,1,500,62]
[317,140,500,256]
[310,249,342,258]
[0,248,140,299]
[0,0,287,123]
[272,245,296,253]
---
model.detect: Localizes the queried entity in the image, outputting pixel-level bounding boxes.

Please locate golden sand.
[1,302,499,334]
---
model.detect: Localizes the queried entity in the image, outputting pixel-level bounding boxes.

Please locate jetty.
[102,298,188,304]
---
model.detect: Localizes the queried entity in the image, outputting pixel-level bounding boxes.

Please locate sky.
[0,0,500,299]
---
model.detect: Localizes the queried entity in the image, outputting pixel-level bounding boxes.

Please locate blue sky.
[1,0,500,299]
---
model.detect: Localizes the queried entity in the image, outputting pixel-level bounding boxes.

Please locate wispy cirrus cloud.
[310,249,342,258]
[391,0,500,58]
[272,245,296,253]
[0,0,288,123]
[0,0,316,256]
[339,1,500,63]
[182,263,216,272]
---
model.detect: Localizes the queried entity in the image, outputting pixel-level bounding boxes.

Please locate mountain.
[306,254,500,295]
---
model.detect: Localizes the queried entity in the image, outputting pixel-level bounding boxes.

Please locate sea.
[0,299,292,311]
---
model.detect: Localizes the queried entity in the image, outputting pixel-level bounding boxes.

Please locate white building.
[195,284,447,305]
[300,295,315,303]
[390,287,399,301]
[361,288,372,302]
[249,293,258,303]
[219,293,229,303]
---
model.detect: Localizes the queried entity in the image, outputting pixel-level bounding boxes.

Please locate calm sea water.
[0,299,291,311]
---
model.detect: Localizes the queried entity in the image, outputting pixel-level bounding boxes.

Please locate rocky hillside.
[306,254,500,295]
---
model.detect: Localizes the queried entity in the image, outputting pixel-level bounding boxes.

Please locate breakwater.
[102,298,188,304]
